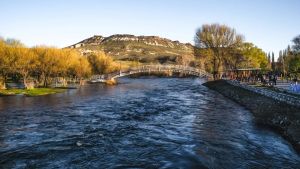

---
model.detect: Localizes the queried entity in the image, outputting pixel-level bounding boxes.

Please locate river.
[0,78,299,168]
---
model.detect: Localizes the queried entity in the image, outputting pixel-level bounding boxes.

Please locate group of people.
[222,69,300,93]
[250,72,300,93]
[232,72,279,86]
[222,70,299,87]
[264,73,278,86]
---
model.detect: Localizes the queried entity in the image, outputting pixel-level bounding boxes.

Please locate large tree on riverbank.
[15,47,38,89]
[0,39,26,89]
[195,24,244,79]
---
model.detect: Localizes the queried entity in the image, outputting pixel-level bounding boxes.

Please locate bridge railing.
[91,64,212,80]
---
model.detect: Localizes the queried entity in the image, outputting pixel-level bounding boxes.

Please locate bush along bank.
[203,80,300,152]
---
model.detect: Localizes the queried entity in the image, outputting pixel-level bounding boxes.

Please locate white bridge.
[90,64,212,83]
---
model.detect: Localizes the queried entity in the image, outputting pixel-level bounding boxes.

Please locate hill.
[67,34,196,64]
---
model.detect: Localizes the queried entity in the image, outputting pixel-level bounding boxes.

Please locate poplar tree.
[271,52,275,71]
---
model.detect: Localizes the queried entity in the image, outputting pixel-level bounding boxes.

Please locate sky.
[1,0,300,58]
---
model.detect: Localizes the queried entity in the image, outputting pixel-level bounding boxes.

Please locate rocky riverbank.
[203,80,300,152]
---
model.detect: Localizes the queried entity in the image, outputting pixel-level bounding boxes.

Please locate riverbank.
[0,88,66,96]
[203,80,300,152]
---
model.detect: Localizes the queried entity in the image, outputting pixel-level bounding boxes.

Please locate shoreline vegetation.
[0,38,141,91]
[1,23,298,95]
[0,88,66,96]
[0,23,282,92]
[203,80,300,152]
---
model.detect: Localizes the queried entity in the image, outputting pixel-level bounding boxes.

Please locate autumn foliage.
[0,38,118,89]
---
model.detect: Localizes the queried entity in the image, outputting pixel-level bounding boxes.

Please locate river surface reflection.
[0,78,299,168]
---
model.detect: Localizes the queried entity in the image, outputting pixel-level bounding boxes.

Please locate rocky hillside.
[67,34,195,64]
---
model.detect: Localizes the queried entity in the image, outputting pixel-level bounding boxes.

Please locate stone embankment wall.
[226,80,300,107]
[203,80,300,152]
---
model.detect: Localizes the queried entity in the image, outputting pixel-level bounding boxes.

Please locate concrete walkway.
[275,80,292,90]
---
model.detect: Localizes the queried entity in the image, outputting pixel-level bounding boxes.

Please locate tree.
[271,52,275,71]
[195,23,244,79]
[279,50,282,60]
[74,57,91,85]
[193,47,214,72]
[239,43,268,69]
[56,49,80,87]
[267,52,271,64]
[288,56,300,74]
[1,37,95,89]
[87,51,117,74]
[33,47,62,87]
[277,50,284,74]
[0,39,25,89]
[292,35,300,53]
[0,40,7,89]
[15,48,38,89]
[226,49,245,74]
[279,36,300,77]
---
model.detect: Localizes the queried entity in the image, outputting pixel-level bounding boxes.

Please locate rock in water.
[76,141,83,146]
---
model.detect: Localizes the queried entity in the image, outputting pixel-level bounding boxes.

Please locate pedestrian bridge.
[90,64,212,83]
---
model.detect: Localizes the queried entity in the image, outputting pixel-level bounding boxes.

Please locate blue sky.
[1,0,300,58]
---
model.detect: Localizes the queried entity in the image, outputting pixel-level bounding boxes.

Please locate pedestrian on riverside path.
[273,75,277,86]
[293,76,298,85]
[268,74,273,86]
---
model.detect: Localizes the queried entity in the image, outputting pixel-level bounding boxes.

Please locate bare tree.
[195,24,244,79]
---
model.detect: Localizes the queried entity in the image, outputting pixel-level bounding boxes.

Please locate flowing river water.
[0,78,299,168]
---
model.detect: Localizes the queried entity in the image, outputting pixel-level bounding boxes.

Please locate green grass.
[0,88,66,96]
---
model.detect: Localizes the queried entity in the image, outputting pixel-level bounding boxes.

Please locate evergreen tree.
[271,52,275,71]
[278,50,282,63]
[287,45,292,54]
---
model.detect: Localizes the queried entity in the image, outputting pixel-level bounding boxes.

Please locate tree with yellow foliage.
[33,47,63,87]
[87,51,118,74]
[0,39,7,89]
[0,39,26,89]
[75,57,92,85]
[0,37,96,89]
[239,43,268,70]
[15,47,38,89]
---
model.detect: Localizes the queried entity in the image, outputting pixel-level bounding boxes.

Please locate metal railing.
[91,64,212,81]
